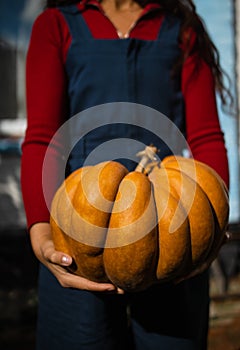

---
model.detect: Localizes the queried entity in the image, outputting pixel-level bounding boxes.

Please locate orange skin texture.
[161,156,229,259]
[51,162,128,282]
[103,172,159,291]
[149,167,215,271]
[50,155,229,291]
[149,180,191,281]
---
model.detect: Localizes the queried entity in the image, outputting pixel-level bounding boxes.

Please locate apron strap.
[58,5,93,40]
[157,15,181,42]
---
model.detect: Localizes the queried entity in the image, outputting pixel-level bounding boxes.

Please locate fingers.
[63,274,122,293]
[50,251,72,266]
[40,239,72,266]
[29,223,125,294]
[49,264,124,294]
[40,241,124,293]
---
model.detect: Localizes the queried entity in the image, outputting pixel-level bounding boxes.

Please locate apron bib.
[59,5,185,172]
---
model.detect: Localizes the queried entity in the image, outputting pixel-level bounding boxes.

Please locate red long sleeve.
[21,6,229,229]
[21,9,70,228]
[182,53,229,186]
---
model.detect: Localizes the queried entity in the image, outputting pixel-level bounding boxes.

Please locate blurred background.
[0,0,240,349]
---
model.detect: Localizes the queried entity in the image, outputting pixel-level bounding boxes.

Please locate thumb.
[52,252,73,266]
[42,241,72,266]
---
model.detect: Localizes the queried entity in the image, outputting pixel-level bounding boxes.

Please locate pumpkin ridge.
[50,146,229,291]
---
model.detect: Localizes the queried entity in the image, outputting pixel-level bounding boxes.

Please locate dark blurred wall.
[0,40,17,119]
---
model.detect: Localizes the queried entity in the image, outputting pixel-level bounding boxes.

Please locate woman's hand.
[29,222,124,293]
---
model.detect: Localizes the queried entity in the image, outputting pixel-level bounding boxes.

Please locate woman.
[21,0,230,349]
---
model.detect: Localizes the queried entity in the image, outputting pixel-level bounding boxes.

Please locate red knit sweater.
[21,1,229,229]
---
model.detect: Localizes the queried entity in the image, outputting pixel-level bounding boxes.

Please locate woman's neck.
[101,0,142,12]
[100,0,144,38]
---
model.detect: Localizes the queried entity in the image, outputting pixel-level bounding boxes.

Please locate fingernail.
[61,255,70,264]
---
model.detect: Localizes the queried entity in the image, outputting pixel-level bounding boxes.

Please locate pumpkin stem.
[135,145,158,173]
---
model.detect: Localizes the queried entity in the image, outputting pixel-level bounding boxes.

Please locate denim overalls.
[61,4,185,172]
[37,5,209,350]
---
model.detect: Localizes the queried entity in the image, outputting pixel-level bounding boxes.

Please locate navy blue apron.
[36,5,209,350]
[60,4,185,173]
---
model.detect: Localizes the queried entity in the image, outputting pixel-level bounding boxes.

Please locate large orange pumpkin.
[50,146,229,292]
